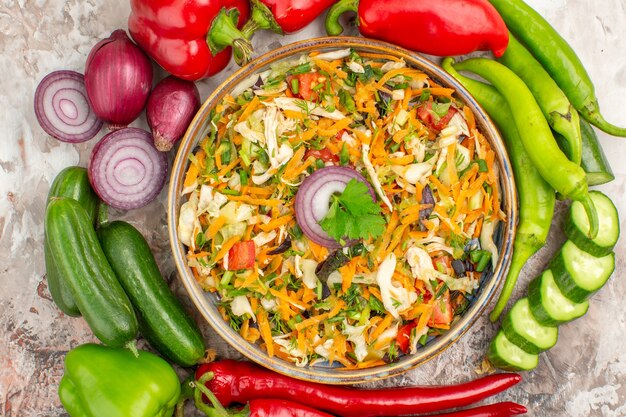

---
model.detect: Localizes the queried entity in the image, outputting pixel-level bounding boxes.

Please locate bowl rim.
[168,36,517,385]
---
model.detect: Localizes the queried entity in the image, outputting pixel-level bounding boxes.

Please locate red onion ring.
[34,70,103,143]
[294,166,376,248]
[88,127,167,210]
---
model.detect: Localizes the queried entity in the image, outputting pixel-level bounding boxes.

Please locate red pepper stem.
[207,7,253,64]
[241,0,283,36]
[325,0,359,36]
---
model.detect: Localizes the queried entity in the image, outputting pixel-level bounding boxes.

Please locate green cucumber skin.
[550,245,615,303]
[488,331,539,372]
[44,167,100,317]
[579,119,615,186]
[564,191,619,257]
[45,198,138,347]
[527,275,589,326]
[97,221,206,366]
[501,299,558,354]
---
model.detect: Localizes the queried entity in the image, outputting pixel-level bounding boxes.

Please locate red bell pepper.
[128,0,251,81]
[242,0,338,36]
[325,0,509,58]
[196,360,523,417]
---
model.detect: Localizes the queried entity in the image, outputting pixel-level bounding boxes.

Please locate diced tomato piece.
[432,255,453,275]
[227,240,255,270]
[417,102,458,131]
[287,72,319,102]
[429,290,454,326]
[304,147,339,163]
[395,320,418,354]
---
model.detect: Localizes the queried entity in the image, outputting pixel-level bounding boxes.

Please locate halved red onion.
[34,70,103,143]
[88,127,167,210]
[294,166,376,248]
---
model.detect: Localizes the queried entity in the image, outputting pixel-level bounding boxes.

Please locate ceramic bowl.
[168,37,517,384]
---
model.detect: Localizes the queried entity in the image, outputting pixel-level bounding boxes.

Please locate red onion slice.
[88,127,167,210]
[294,166,376,248]
[34,70,103,143]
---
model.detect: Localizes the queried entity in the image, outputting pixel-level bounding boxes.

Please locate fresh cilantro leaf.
[319,179,386,241]
[431,101,452,118]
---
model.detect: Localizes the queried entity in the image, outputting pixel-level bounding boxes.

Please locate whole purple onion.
[146,76,201,152]
[85,29,153,129]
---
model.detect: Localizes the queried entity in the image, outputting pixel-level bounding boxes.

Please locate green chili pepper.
[442,57,556,321]
[498,33,582,165]
[488,0,626,137]
[453,58,598,240]
[59,343,181,417]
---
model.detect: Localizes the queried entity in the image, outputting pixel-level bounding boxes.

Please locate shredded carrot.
[369,313,395,342]
[412,87,455,98]
[217,157,241,177]
[256,309,274,357]
[225,195,282,206]
[238,96,261,122]
[214,236,241,262]
[359,52,403,62]
[259,215,292,232]
[183,163,199,188]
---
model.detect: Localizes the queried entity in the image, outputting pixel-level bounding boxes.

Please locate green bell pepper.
[59,343,181,417]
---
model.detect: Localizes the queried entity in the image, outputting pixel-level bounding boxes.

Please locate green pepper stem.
[579,193,599,239]
[208,7,253,65]
[490,234,541,322]
[192,372,250,417]
[175,374,199,417]
[325,0,359,36]
[580,102,626,137]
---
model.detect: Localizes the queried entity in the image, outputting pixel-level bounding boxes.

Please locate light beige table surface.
[1,0,625,416]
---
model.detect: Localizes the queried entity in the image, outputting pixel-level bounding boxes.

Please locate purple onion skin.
[147,76,201,152]
[85,29,153,129]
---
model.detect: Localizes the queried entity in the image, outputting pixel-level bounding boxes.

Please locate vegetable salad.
[178,48,504,368]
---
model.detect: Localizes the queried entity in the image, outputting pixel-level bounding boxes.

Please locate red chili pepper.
[188,373,335,417]
[245,399,335,417]
[420,402,527,417]
[195,360,523,417]
[227,241,256,270]
[325,0,509,58]
[242,0,338,37]
[128,0,252,81]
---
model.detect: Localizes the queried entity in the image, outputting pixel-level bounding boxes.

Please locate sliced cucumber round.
[528,270,589,326]
[550,240,615,302]
[502,298,558,354]
[565,191,619,257]
[488,330,539,371]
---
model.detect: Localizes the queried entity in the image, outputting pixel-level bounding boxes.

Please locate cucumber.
[488,330,539,371]
[550,240,615,302]
[45,167,100,317]
[554,111,615,186]
[528,270,589,326]
[501,298,558,354]
[580,119,615,186]
[565,191,619,257]
[97,221,206,366]
[45,198,138,347]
